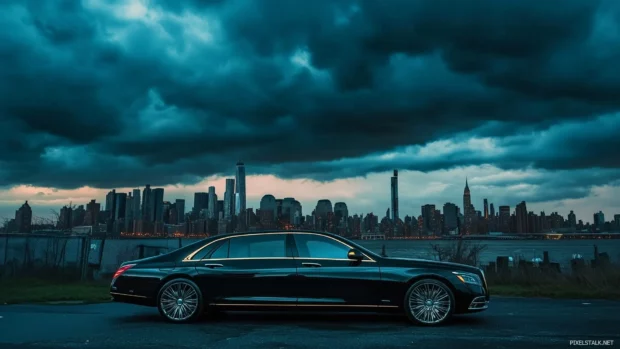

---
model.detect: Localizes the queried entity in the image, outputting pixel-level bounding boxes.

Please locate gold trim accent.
[210,303,398,308]
[110,292,148,299]
[294,257,375,263]
[183,232,376,263]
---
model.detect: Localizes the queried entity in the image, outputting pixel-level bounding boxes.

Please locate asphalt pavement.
[0,297,618,349]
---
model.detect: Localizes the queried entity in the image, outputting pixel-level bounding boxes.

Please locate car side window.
[228,234,287,258]
[293,234,351,259]
[208,239,229,259]
[190,240,220,260]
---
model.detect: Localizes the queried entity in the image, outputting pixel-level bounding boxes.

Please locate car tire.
[403,278,455,326]
[157,278,204,323]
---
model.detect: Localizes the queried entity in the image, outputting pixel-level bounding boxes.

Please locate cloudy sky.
[1,0,619,223]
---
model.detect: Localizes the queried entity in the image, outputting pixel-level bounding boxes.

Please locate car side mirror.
[347,249,364,261]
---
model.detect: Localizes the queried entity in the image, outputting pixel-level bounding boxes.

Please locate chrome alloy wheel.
[159,281,199,321]
[408,282,452,324]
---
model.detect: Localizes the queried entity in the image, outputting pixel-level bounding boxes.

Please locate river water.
[355,239,620,270]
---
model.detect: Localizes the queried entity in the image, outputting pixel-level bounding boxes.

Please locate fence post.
[80,236,91,281]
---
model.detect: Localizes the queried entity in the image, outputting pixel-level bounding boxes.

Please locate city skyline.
[1,166,618,226]
[1,1,620,225]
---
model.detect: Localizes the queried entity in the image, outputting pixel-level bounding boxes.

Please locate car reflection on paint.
[110,230,489,326]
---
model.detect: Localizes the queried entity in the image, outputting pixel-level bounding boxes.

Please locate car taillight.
[113,264,136,279]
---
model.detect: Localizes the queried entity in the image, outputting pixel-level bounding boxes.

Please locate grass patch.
[0,278,111,304]
[489,284,620,299]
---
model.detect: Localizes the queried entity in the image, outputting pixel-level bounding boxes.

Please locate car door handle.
[302,262,322,268]
[204,263,224,269]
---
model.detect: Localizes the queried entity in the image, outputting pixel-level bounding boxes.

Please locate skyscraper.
[499,205,510,233]
[175,199,185,222]
[142,185,152,221]
[132,189,141,219]
[208,186,217,219]
[462,178,474,234]
[84,200,100,226]
[193,192,208,213]
[334,202,348,227]
[390,170,399,222]
[483,199,488,219]
[105,189,116,220]
[224,178,235,219]
[114,193,127,220]
[421,204,436,235]
[235,192,241,215]
[443,203,458,233]
[490,203,495,217]
[593,211,605,229]
[125,193,134,232]
[152,188,164,222]
[315,200,333,219]
[568,210,577,228]
[260,195,277,216]
[515,201,528,233]
[235,162,246,215]
[15,201,32,234]
[282,198,296,223]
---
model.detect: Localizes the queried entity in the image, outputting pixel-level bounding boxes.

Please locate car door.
[291,232,382,308]
[194,233,298,306]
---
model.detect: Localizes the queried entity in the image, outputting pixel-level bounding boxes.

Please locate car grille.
[468,296,489,310]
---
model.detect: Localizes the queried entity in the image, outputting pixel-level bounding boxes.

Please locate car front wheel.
[157,278,203,323]
[404,278,454,326]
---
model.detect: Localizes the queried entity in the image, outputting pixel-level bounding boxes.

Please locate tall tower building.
[568,210,577,228]
[391,170,399,222]
[125,193,134,233]
[175,199,185,222]
[260,195,277,218]
[463,178,473,234]
[15,201,32,234]
[105,189,116,220]
[490,203,495,217]
[142,185,152,221]
[193,192,208,213]
[593,211,605,229]
[132,189,141,219]
[208,186,217,219]
[421,204,436,235]
[152,188,164,222]
[114,193,127,220]
[235,162,246,215]
[515,201,528,233]
[282,198,297,223]
[235,193,241,216]
[499,205,511,233]
[443,203,458,232]
[334,202,348,228]
[483,199,489,219]
[224,178,235,219]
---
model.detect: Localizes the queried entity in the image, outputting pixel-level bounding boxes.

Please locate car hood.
[384,257,482,274]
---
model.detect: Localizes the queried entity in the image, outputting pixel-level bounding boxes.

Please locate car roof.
[208,229,339,239]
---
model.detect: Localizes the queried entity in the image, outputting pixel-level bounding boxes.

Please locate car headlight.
[452,272,482,286]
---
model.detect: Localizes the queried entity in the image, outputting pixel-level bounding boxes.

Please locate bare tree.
[430,239,488,266]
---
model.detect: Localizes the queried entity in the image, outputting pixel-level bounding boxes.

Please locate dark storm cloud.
[1,0,620,195]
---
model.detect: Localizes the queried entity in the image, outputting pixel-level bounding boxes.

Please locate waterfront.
[358,239,620,269]
[2,235,620,277]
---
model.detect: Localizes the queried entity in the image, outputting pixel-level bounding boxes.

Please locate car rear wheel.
[404,278,454,326]
[157,278,203,323]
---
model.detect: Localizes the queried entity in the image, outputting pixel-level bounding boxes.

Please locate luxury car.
[110,230,489,326]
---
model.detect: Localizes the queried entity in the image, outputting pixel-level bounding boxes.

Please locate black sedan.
[110,230,489,326]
